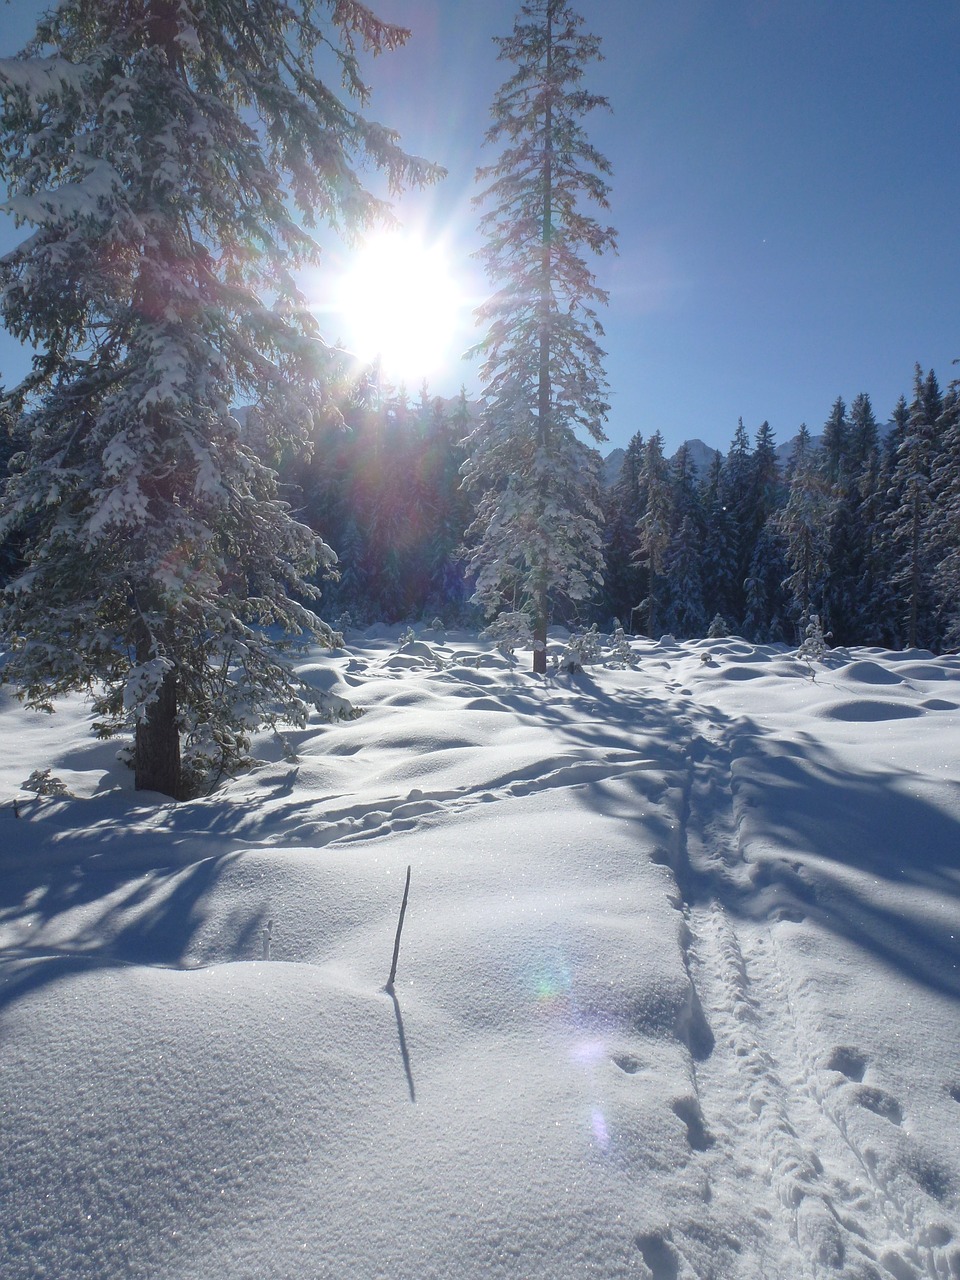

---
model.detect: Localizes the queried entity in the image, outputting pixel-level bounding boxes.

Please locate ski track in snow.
[665,676,960,1280]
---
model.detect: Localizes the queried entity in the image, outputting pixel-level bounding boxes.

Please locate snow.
[1,629,958,1280]
[0,57,89,110]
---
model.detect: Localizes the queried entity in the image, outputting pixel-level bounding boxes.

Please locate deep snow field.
[0,626,958,1280]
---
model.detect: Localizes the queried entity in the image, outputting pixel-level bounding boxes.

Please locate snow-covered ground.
[1,628,959,1280]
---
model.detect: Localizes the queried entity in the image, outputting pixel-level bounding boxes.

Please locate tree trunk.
[533,587,548,675]
[532,8,553,678]
[908,493,920,649]
[135,665,182,798]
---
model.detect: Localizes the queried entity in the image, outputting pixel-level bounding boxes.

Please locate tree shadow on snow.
[541,669,960,1006]
[702,721,960,1002]
[0,811,252,1015]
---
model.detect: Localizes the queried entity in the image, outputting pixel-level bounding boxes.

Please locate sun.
[331,231,465,387]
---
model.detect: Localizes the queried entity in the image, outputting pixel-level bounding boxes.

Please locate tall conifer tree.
[929,387,960,643]
[701,451,737,627]
[719,417,753,626]
[462,0,616,672]
[887,366,941,648]
[778,424,831,632]
[601,429,647,629]
[635,432,672,636]
[0,0,440,796]
[821,396,850,490]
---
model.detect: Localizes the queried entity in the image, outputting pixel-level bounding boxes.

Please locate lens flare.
[328,231,465,386]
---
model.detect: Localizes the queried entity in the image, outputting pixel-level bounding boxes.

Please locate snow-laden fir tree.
[601,429,647,630]
[662,444,707,636]
[777,423,831,633]
[719,416,753,623]
[635,431,672,636]
[663,514,706,639]
[848,392,881,478]
[848,400,893,646]
[743,521,790,643]
[886,366,941,649]
[462,0,616,673]
[700,451,738,627]
[928,386,960,643]
[0,0,440,797]
[820,396,850,490]
[749,421,782,542]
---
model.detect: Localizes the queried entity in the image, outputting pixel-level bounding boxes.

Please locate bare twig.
[385,864,411,992]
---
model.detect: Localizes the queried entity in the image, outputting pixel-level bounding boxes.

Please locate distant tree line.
[600,365,959,651]
[251,360,957,651]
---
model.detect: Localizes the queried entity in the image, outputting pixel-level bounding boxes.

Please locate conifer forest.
[3,361,960,657]
[207,366,960,654]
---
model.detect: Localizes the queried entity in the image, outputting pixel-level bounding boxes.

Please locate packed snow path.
[0,630,958,1280]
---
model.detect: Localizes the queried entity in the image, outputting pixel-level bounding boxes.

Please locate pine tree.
[462,0,616,673]
[777,424,831,633]
[600,430,646,629]
[671,442,704,531]
[886,366,941,648]
[750,421,782,533]
[743,520,790,643]
[859,394,908,647]
[822,487,863,645]
[663,514,706,638]
[719,417,753,625]
[0,0,440,797]
[818,398,851,642]
[0,385,23,585]
[635,431,672,636]
[929,386,960,644]
[820,396,850,490]
[883,395,911,474]
[700,451,737,627]
[848,392,880,480]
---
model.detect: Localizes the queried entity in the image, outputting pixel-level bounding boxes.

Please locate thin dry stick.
[386,865,411,991]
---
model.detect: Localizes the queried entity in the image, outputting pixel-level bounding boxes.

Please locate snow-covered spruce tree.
[719,417,754,624]
[662,514,706,639]
[886,366,941,649]
[462,0,616,674]
[777,423,831,634]
[0,1,440,798]
[820,396,850,490]
[748,420,783,546]
[848,391,881,479]
[700,451,738,627]
[743,520,790,643]
[0,385,23,586]
[849,394,889,636]
[929,386,960,644]
[600,429,647,630]
[634,431,672,636]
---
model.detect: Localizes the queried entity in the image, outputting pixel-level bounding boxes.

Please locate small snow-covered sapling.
[797,614,831,665]
[22,768,70,797]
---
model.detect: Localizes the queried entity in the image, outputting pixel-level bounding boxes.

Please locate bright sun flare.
[332,232,464,386]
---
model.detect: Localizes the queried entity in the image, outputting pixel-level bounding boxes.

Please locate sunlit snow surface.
[1,629,958,1280]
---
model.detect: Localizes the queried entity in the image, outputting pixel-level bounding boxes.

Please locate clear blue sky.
[2,0,958,454]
